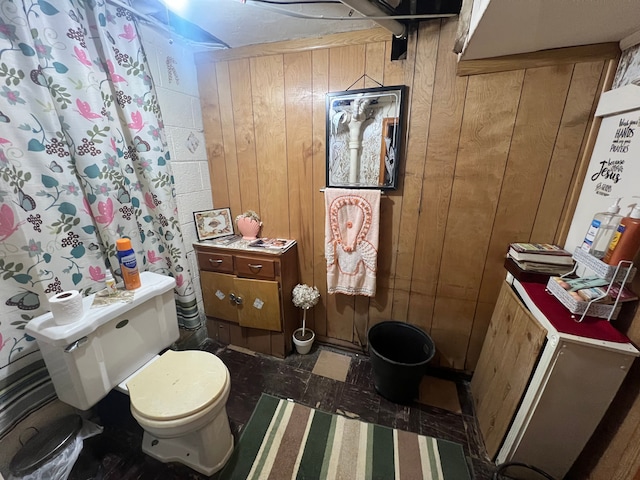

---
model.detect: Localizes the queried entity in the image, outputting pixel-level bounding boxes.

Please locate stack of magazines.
[249,238,295,251]
[505,243,575,281]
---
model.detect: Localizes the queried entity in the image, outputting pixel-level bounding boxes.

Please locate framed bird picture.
[193,208,234,241]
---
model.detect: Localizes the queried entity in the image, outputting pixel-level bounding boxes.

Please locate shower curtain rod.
[320,188,387,195]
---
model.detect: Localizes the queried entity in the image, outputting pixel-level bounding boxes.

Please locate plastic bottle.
[604,201,640,266]
[104,269,117,295]
[585,197,623,258]
[116,238,141,290]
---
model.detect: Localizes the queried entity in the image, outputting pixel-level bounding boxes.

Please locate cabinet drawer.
[236,256,275,280]
[198,251,233,273]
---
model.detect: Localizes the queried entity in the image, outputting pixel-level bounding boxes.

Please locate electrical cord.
[493,462,557,480]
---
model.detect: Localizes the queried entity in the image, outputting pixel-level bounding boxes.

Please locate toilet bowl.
[25,272,234,476]
[124,349,234,476]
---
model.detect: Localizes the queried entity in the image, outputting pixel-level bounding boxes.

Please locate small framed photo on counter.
[194,208,234,241]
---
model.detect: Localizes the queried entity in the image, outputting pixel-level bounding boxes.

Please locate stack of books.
[506,243,574,280]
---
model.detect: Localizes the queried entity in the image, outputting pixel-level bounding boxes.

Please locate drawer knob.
[248,263,263,271]
[229,293,243,305]
[209,258,223,265]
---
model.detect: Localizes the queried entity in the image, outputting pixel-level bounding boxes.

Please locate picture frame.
[326,85,406,190]
[193,208,234,241]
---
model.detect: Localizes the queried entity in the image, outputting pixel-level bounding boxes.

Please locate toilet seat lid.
[127,350,228,421]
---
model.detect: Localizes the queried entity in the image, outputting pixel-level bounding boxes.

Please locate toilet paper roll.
[49,290,85,326]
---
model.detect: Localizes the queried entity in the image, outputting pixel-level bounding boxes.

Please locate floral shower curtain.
[0,0,199,434]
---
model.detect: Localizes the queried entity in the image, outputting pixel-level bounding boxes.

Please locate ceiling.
[129,0,640,57]
[149,0,378,49]
[130,0,460,49]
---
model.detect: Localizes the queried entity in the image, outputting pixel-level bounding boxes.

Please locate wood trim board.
[457,42,620,77]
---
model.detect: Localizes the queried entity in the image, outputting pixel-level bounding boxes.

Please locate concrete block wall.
[138,24,211,328]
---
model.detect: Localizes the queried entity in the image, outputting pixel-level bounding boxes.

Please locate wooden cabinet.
[471,282,547,458]
[195,241,299,358]
[472,279,639,478]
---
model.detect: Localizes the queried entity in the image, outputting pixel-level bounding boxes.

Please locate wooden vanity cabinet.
[195,241,299,358]
[472,279,639,478]
[471,282,547,458]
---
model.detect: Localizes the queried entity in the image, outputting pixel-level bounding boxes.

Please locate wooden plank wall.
[195,20,615,371]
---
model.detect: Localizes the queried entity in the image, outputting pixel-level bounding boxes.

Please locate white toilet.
[26,272,234,476]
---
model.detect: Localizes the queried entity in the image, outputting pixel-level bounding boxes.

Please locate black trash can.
[368,321,435,403]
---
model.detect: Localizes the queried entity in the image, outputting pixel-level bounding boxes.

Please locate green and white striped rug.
[219,394,471,480]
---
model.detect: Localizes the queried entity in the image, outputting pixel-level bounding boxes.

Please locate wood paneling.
[434,69,524,369]
[407,19,466,334]
[215,62,242,218]
[229,59,260,211]
[250,55,288,238]
[465,65,574,369]
[197,62,229,207]
[196,23,611,371]
[531,61,605,243]
[393,21,439,321]
[284,50,313,282]
[311,48,329,337]
[557,58,619,244]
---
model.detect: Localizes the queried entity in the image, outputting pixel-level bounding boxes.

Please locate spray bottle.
[604,198,640,266]
[104,269,117,296]
[585,197,623,258]
[116,238,141,290]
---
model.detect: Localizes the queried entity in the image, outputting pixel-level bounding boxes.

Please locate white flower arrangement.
[292,284,320,336]
[292,284,320,310]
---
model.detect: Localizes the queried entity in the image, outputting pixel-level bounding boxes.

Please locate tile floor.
[67,339,497,479]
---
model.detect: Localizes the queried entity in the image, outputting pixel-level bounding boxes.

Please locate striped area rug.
[219,394,471,480]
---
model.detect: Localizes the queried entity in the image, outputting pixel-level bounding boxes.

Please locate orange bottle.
[604,204,640,266]
[116,238,141,290]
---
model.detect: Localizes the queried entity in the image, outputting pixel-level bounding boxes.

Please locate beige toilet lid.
[127,350,228,421]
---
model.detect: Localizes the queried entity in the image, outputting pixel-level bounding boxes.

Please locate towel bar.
[319,188,386,195]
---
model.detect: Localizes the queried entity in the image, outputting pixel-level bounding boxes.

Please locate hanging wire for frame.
[345,74,383,91]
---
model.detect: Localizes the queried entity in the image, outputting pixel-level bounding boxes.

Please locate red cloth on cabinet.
[519,281,631,344]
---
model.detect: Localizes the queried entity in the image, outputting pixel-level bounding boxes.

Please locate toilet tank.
[26,272,179,410]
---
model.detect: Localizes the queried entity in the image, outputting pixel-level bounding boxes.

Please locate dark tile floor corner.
[68,339,497,479]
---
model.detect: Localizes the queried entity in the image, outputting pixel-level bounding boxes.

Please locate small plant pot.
[293,328,315,355]
[236,217,261,240]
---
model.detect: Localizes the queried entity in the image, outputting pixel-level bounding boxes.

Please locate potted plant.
[235,210,262,240]
[292,284,320,354]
